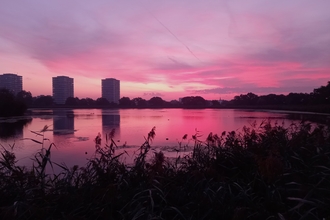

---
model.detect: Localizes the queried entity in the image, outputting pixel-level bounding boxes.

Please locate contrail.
[148,11,201,62]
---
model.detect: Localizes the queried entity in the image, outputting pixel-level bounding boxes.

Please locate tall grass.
[0,121,330,219]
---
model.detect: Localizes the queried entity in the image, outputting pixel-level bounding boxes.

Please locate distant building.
[0,73,23,95]
[102,78,120,104]
[52,76,74,104]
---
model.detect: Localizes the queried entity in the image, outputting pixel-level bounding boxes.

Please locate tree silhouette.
[16,90,33,107]
[33,95,54,107]
[181,96,207,108]
[65,97,79,106]
[312,81,330,104]
[132,97,148,108]
[233,93,257,105]
[148,97,165,107]
[119,97,133,107]
[79,98,96,106]
[0,89,27,116]
[96,97,110,106]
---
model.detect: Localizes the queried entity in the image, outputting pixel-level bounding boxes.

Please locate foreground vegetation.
[1,121,330,219]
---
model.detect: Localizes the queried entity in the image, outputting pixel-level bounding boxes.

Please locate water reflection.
[53,110,75,135]
[286,112,330,125]
[0,117,32,140]
[3,108,328,169]
[102,109,120,140]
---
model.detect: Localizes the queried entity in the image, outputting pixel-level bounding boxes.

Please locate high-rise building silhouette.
[102,78,120,104]
[0,73,22,95]
[52,76,74,104]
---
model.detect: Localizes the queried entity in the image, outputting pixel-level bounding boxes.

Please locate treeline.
[228,81,330,106]
[63,81,330,110]
[222,81,330,113]
[23,95,222,108]
[9,91,213,109]
[2,81,330,113]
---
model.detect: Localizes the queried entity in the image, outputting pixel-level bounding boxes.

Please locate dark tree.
[211,100,221,107]
[181,96,207,108]
[16,90,33,107]
[119,97,133,107]
[65,97,80,106]
[96,98,110,106]
[148,97,165,107]
[79,98,96,106]
[33,95,54,107]
[0,89,27,116]
[311,81,330,104]
[233,93,258,105]
[169,100,182,108]
[258,94,285,105]
[245,93,259,105]
[78,98,88,106]
[285,93,310,105]
[132,97,148,108]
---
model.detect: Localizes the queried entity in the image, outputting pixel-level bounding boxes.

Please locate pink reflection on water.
[0,108,297,171]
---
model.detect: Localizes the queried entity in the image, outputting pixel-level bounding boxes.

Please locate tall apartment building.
[102,78,120,104]
[0,73,23,95]
[52,76,74,104]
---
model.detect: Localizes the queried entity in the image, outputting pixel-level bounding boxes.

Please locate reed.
[0,121,330,219]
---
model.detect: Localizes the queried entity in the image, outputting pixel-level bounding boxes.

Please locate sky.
[0,0,329,101]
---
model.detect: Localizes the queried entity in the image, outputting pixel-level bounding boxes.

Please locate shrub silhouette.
[1,122,330,219]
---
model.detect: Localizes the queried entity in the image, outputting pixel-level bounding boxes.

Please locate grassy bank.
[1,122,330,219]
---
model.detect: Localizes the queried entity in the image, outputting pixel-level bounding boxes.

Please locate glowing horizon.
[1,0,329,101]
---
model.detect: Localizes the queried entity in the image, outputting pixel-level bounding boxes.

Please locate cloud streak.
[146,10,201,62]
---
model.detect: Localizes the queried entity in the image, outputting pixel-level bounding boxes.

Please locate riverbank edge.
[27,104,330,114]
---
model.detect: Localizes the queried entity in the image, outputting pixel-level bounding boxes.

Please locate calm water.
[0,108,322,168]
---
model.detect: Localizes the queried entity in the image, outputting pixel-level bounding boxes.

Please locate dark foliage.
[16,90,33,107]
[33,95,54,107]
[0,89,27,116]
[132,97,148,108]
[119,97,134,108]
[1,122,330,219]
[96,97,110,106]
[8,81,330,111]
[148,97,165,107]
[181,96,207,108]
[65,97,79,106]
[229,81,330,107]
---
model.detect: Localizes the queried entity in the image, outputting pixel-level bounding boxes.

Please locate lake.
[0,108,327,169]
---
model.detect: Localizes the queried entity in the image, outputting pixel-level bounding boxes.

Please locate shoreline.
[26,105,330,115]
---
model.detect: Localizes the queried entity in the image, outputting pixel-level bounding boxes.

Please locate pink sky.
[1,0,329,101]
